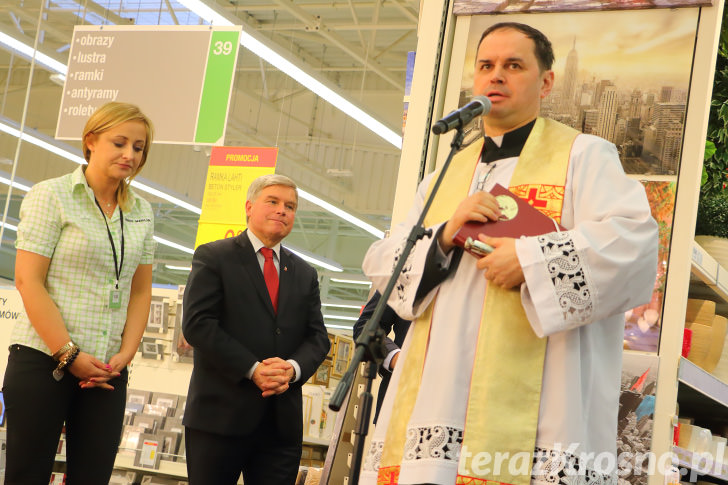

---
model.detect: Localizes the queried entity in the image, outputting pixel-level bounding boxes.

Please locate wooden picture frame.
[332,335,352,378]
[140,339,163,360]
[127,389,151,405]
[157,430,180,462]
[133,433,161,469]
[146,297,168,333]
[173,301,194,363]
[326,333,336,360]
[313,361,331,386]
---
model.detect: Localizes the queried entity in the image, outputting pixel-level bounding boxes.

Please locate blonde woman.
[4,102,155,484]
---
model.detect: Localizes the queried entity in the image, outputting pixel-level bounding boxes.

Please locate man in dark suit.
[182,174,330,485]
[352,291,410,423]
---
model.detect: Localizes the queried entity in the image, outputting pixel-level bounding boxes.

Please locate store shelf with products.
[678,356,728,411]
[668,243,728,483]
[672,445,728,481]
[305,436,333,447]
[690,241,728,316]
[113,454,190,481]
[688,242,728,395]
[683,242,728,419]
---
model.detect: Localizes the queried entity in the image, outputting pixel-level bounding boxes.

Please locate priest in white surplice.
[359,22,658,485]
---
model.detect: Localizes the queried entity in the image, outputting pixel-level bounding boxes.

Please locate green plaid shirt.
[12,166,155,362]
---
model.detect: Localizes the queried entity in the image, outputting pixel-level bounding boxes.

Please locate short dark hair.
[477,22,554,72]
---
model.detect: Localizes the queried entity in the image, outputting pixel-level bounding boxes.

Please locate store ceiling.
[0,0,421,325]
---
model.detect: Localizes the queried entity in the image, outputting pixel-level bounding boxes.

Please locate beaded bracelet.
[52,345,80,382]
[63,347,79,369]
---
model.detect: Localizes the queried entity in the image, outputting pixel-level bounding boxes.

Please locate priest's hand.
[439,193,502,253]
[475,236,524,289]
[252,357,294,397]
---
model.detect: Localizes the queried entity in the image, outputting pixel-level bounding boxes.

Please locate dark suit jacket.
[182,231,330,442]
[352,291,410,422]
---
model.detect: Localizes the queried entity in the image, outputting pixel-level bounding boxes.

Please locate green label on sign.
[195,30,240,144]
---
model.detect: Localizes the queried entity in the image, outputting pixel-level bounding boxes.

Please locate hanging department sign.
[194,146,278,248]
[56,25,241,145]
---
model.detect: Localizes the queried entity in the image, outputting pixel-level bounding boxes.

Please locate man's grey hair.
[246,174,298,204]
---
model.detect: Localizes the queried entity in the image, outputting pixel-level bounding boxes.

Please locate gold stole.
[376,118,578,485]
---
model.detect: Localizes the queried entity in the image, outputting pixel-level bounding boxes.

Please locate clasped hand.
[440,192,525,289]
[69,351,124,391]
[252,357,294,397]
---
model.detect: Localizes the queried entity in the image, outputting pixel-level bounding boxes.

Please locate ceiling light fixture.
[0,222,17,232]
[0,119,203,213]
[322,302,363,310]
[330,278,372,286]
[323,314,359,321]
[0,31,67,78]
[174,0,402,149]
[165,264,192,271]
[324,323,353,330]
[298,189,384,239]
[154,236,195,255]
[0,121,83,164]
[0,175,30,193]
[131,180,201,215]
[152,237,343,273]
[284,244,343,272]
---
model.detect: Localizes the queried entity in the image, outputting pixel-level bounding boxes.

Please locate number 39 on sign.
[213,41,233,56]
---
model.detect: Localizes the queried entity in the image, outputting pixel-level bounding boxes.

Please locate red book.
[453,183,565,256]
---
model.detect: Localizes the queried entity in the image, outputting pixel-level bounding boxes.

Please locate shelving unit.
[321,362,377,484]
[114,454,246,484]
[690,241,728,316]
[305,436,333,447]
[665,242,728,482]
[114,455,188,480]
[677,356,728,410]
[673,446,728,481]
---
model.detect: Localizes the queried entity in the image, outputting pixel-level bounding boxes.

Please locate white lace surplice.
[360,134,658,485]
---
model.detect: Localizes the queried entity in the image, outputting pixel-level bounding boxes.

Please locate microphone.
[431,96,491,135]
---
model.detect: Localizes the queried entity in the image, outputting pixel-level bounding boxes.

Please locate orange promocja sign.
[209,146,278,167]
[195,146,278,248]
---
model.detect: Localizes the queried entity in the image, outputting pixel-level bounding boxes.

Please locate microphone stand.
[329,124,468,485]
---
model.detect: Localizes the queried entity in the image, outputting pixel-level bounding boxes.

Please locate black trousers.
[3,344,128,485]
[185,406,302,485]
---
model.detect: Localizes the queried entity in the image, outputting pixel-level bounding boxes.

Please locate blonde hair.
[82,102,154,212]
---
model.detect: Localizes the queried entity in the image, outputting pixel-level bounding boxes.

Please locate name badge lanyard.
[94,199,124,309]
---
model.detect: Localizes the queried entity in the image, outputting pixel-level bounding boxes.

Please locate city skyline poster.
[454,0,711,15]
[459,8,698,177]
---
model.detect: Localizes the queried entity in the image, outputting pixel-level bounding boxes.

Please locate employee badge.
[109,288,122,309]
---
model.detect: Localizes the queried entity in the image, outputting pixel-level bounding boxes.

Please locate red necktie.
[260,247,279,312]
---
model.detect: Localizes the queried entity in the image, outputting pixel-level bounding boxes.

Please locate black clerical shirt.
[481,119,536,164]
